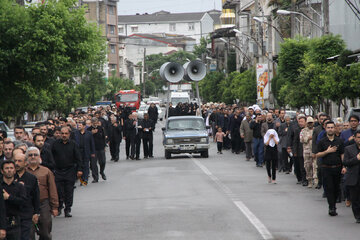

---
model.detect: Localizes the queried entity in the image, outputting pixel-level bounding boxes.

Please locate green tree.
[193,37,208,58]
[198,71,225,102]
[231,68,257,105]
[0,0,106,119]
[105,74,137,101]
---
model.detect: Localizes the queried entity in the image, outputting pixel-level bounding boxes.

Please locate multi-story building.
[82,0,120,77]
[118,10,220,44]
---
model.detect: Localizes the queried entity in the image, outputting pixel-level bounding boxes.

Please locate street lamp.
[277,9,323,34]
[253,16,284,40]
[219,38,252,64]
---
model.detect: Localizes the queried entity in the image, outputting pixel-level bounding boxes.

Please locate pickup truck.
[162,116,210,159]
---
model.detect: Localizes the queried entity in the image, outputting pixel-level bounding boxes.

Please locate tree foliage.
[0,0,106,119]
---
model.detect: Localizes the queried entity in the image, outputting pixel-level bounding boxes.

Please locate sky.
[117,0,222,15]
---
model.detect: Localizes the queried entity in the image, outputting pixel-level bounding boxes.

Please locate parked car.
[162,116,210,159]
[137,105,147,119]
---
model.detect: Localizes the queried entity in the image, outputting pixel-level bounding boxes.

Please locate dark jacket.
[40,143,55,171]
[278,122,290,149]
[74,130,96,158]
[0,185,6,230]
[343,143,360,186]
[140,119,154,138]
[124,119,136,138]
[87,126,106,151]
[312,125,324,154]
[147,106,158,122]
[108,122,122,142]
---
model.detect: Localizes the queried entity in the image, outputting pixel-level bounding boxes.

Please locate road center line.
[191,157,274,240]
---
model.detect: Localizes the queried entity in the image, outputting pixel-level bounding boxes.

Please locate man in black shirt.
[140,114,154,158]
[316,121,345,216]
[250,113,264,167]
[33,134,55,171]
[108,116,122,162]
[1,160,27,240]
[13,150,40,240]
[147,103,158,129]
[87,118,106,182]
[343,130,360,223]
[124,114,136,160]
[0,183,6,239]
[52,126,83,218]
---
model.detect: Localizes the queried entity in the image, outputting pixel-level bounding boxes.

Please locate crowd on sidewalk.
[0,104,159,240]
[201,103,360,223]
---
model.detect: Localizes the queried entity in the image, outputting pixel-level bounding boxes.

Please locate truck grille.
[173,138,201,144]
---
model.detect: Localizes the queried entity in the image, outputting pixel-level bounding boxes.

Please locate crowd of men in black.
[0,103,160,240]
[201,103,360,224]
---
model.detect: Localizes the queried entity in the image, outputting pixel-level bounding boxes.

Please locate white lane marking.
[191,157,274,240]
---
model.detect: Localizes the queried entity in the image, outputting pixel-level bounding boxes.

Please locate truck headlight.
[167,139,174,144]
[200,138,207,143]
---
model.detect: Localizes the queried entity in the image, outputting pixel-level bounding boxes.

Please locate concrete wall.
[329,1,360,51]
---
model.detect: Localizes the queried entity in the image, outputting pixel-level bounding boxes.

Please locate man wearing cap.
[300,117,317,188]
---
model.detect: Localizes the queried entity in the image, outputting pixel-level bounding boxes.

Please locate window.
[169,23,176,32]
[188,23,195,31]
[108,6,115,15]
[109,64,116,71]
[110,44,116,54]
[109,25,115,35]
[118,26,124,33]
[131,26,138,32]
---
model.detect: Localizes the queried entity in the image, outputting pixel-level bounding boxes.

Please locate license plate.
[179,146,195,150]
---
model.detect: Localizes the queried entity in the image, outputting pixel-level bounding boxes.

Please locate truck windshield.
[168,119,205,131]
[118,93,138,102]
[172,98,189,105]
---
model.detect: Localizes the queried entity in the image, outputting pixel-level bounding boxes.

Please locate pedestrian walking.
[74,122,96,185]
[1,160,27,240]
[264,129,279,184]
[300,117,317,188]
[147,103,158,129]
[250,113,264,167]
[215,127,226,154]
[316,121,345,216]
[51,126,83,218]
[26,147,59,239]
[33,134,55,171]
[240,112,253,161]
[13,149,40,240]
[87,118,107,182]
[108,116,122,162]
[343,130,360,223]
[0,181,6,240]
[140,113,154,158]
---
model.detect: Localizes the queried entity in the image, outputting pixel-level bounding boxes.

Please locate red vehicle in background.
[115,90,141,110]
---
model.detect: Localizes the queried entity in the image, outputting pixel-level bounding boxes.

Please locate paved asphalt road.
[52,121,360,240]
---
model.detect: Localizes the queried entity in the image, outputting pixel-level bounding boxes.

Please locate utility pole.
[142,48,146,97]
[322,0,329,35]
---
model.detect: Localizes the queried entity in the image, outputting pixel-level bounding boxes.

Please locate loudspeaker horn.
[159,62,184,83]
[183,60,206,82]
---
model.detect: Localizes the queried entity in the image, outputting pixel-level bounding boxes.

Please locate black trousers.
[134,134,141,158]
[55,167,76,212]
[109,140,120,160]
[322,166,342,210]
[265,146,278,180]
[143,134,153,157]
[30,200,52,240]
[20,218,32,240]
[245,141,252,159]
[91,150,106,180]
[217,142,223,152]
[231,130,241,153]
[349,180,360,220]
[125,136,133,157]
[294,156,306,182]
[317,158,323,187]
[6,216,21,240]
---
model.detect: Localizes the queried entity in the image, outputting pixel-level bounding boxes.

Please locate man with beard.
[316,121,345,216]
[26,147,59,239]
[51,126,83,217]
[33,134,55,171]
[13,150,40,240]
[3,141,14,161]
[1,160,26,240]
[75,122,96,185]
